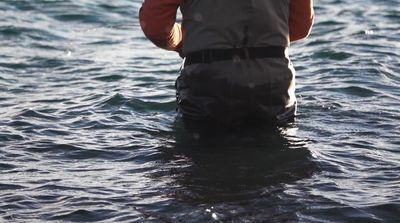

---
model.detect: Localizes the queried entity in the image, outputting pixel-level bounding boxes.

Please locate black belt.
[184,46,286,66]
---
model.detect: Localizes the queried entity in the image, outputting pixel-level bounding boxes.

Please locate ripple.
[53,14,100,23]
[7,120,36,127]
[35,184,85,192]
[330,86,378,97]
[15,109,58,121]
[26,143,84,155]
[0,134,24,142]
[87,40,123,45]
[64,149,128,161]
[364,203,400,222]
[38,129,70,137]
[0,57,66,69]
[0,183,26,190]
[97,93,176,112]
[48,209,118,222]
[0,25,64,41]
[0,163,17,171]
[312,50,354,60]
[93,74,125,82]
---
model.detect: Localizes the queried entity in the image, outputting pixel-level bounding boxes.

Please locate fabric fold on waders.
[176,56,297,125]
[139,0,315,126]
[174,0,298,125]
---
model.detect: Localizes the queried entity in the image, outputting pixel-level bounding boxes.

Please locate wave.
[97,93,176,112]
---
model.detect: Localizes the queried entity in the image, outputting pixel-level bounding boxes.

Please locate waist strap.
[184,46,286,66]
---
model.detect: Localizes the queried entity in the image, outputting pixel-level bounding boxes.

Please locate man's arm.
[289,0,315,42]
[139,0,183,53]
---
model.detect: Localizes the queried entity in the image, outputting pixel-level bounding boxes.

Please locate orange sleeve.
[139,0,183,53]
[289,0,315,42]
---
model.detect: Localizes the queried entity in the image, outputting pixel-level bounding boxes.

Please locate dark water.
[1,0,399,222]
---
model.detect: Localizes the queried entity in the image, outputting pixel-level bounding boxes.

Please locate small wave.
[0,133,24,141]
[7,120,35,127]
[0,25,64,41]
[78,120,114,130]
[383,9,400,20]
[35,184,84,192]
[379,63,400,84]
[97,93,126,107]
[0,57,66,69]
[31,195,72,203]
[97,93,176,112]
[0,163,18,171]
[0,183,26,190]
[38,129,70,137]
[53,14,100,23]
[26,143,84,155]
[93,74,125,82]
[362,203,400,222]
[27,57,66,69]
[312,50,354,61]
[331,86,378,97]
[125,99,176,112]
[63,148,128,161]
[24,140,132,161]
[32,98,69,104]
[87,40,123,45]
[317,20,347,27]
[15,109,58,121]
[48,209,118,222]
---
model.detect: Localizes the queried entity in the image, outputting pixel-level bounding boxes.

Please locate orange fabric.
[289,0,315,42]
[139,0,314,51]
[139,0,183,53]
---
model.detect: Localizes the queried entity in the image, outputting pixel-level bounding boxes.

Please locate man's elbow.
[291,26,312,42]
[141,26,169,48]
[290,15,315,42]
[141,27,176,50]
[140,13,170,49]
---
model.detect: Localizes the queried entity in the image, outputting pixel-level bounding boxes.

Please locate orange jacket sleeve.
[139,0,183,53]
[289,0,315,42]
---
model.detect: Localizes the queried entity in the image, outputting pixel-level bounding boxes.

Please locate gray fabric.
[176,57,296,124]
[180,0,291,55]
[177,0,296,125]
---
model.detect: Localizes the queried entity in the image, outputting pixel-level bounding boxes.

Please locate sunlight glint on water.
[0,0,399,222]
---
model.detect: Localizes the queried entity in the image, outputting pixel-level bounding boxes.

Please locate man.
[139,0,314,127]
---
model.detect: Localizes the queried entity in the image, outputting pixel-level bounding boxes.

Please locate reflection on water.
[1,0,400,221]
[149,123,317,221]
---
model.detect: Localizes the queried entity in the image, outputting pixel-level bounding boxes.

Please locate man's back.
[139,0,314,126]
[181,0,290,54]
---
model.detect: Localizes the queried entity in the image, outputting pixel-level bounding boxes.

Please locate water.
[1,0,399,222]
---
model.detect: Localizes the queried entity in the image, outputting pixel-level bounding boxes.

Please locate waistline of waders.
[184,46,286,66]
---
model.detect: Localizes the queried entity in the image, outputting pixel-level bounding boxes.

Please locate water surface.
[1,0,399,222]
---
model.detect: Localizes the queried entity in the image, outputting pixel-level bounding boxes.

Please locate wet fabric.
[139,0,314,128]
[176,57,297,127]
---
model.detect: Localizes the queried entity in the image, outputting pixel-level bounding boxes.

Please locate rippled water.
[1,0,399,222]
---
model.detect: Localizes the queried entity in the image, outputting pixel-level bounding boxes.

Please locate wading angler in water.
[139,0,314,128]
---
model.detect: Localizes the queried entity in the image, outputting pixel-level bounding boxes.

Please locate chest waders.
[176,0,296,128]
